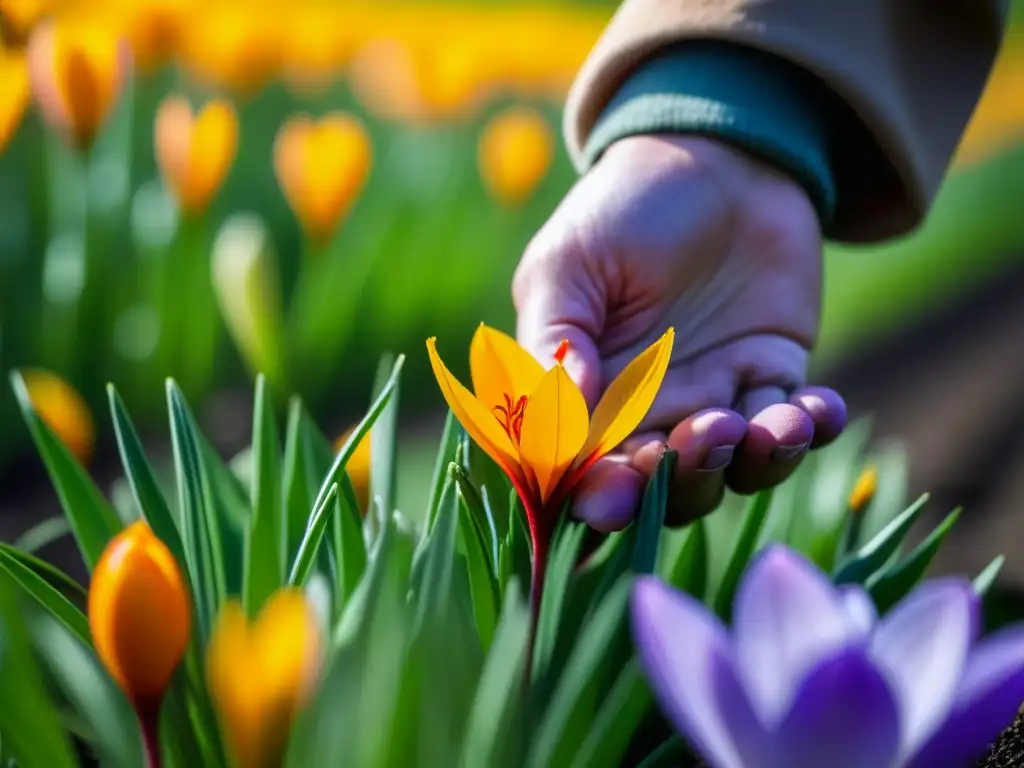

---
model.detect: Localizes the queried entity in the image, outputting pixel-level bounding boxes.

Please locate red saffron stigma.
[554,339,570,364]
[493,393,528,443]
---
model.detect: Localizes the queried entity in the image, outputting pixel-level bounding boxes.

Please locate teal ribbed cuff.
[583,43,836,227]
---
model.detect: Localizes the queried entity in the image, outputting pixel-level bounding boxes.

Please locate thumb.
[512,241,605,406]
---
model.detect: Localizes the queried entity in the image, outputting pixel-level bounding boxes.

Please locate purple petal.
[905,625,1024,768]
[631,577,750,768]
[838,584,877,642]
[733,545,851,724]
[774,647,900,768]
[869,578,979,758]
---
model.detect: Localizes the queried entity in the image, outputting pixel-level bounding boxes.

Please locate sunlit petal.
[469,324,545,410]
[426,337,522,481]
[576,328,674,468]
[519,364,589,502]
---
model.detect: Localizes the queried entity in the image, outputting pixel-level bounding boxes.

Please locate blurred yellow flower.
[21,368,94,465]
[178,4,279,96]
[279,7,351,95]
[427,325,674,520]
[26,15,130,150]
[274,112,372,246]
[0,0,54,46]
[88,520,191,708]
[155,94,238,216]
[207,589,321,768]
[478,106,554,207]
[849,464,878,514]
[334,426,371,515]
[117,0,193,73]
[0,52,30,156]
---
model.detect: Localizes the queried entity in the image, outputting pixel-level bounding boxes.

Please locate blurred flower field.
[0,0,1022,483]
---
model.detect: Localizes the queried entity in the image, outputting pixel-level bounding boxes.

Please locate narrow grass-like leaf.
[502,492,532,597]
[636,736,686,768]
[451,462,497,568]
[332,473,367,612]
[531,521,588,683]
[0,548,90,646]
[425,410,462,535]
[0,577,77,768]
[633,450,675,574]
[415,468,459,634]
[713,489,774,621]
[283,399,314,563]
[467,441,511,544]
[0,545,86,604]
[370,352,400,519]
[570,658,652,768]
[869,508,962,613]
[289,485,339,586]
[526,576,632,768]
[313,355,404,516]
[12,517,69,554]
[29,612,141,768]
[11,371,121,570]
[243,375,284,616]
[108,385,187,566]
[455,476,500,650]
[459,580,530,768]
[666,519,708,601]
[974,555,1006,597]
[832,494,930,586]
[167,380,226,641]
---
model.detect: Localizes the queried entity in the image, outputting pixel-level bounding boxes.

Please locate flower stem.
[524,505,551,682]
[138,703,162,768]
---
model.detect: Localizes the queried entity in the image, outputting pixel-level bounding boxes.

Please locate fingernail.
[700,445,735,472]
[772,442,809,462]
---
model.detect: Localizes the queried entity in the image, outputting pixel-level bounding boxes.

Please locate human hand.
[513,135,847,530]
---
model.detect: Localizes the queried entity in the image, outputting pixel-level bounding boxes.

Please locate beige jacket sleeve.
[564,1,1010,242]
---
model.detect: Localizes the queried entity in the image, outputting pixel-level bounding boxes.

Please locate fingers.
[725,403,814,495]
[790,385,847,448]
[573,456,648,532]
[634,408,748,527]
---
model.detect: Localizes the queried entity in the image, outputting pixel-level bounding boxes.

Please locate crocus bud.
[155,95,238,217]
[27,16,131,151]
[207,589,322,768]
[88,521,191,709]
[273,112,372,246]
[0,52,30,156]
[210,212,284,386]
[848,464,878,514]
[478,105,553,207]
[333,427,371,515]
[22,369,94,465]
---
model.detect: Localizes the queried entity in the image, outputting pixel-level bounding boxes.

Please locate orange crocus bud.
[273,112,372,246]
[333,426,371,515]
[22,369,94,465]
[26,16,131,151]
[848,464,878,514]
[155,95,238,216]
[0,52,31,157]
[478,106,554,208]
[88,521,191,710]
[207,589,322,768]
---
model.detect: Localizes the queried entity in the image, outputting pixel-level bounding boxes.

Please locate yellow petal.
[253,589,321,706]
[22,369,94,465]
[519,364,589,503]
[478,105,554,207]
[426,337,523,484]
[185,98,238,213]
[469,324,545,412]
[576,329,674,468]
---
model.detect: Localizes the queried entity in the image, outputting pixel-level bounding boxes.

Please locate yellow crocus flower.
[22,368,94,465]
[155,95,238,216]
[849,464,878,514]
[0,51,31,157]
[273,112,372,247]
[478,106,554,208]
[207,589,322,768]
[88,521,191,710]
[426,325,674,528]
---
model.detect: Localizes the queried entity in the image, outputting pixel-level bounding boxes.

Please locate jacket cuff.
[582,42,836,228]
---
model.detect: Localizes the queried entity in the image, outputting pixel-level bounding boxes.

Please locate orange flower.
[155,95,238,216]
[88,521,191,709]
[274,112,372,246]
[0,52,31,156]
[26,16,130,150]
[333,426,371,514]
[848,464,878,514]
[118,0,194,73]
[427,325,674,526]
[177,4,279,96]
[22,369,94,465]
[478,106,554,207]
[207,589,322,768]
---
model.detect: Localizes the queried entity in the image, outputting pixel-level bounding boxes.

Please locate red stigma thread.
[493,393,528,444]
[554,339,570,365]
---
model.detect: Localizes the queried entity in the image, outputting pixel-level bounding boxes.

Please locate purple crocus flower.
[631,545,1024,768]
